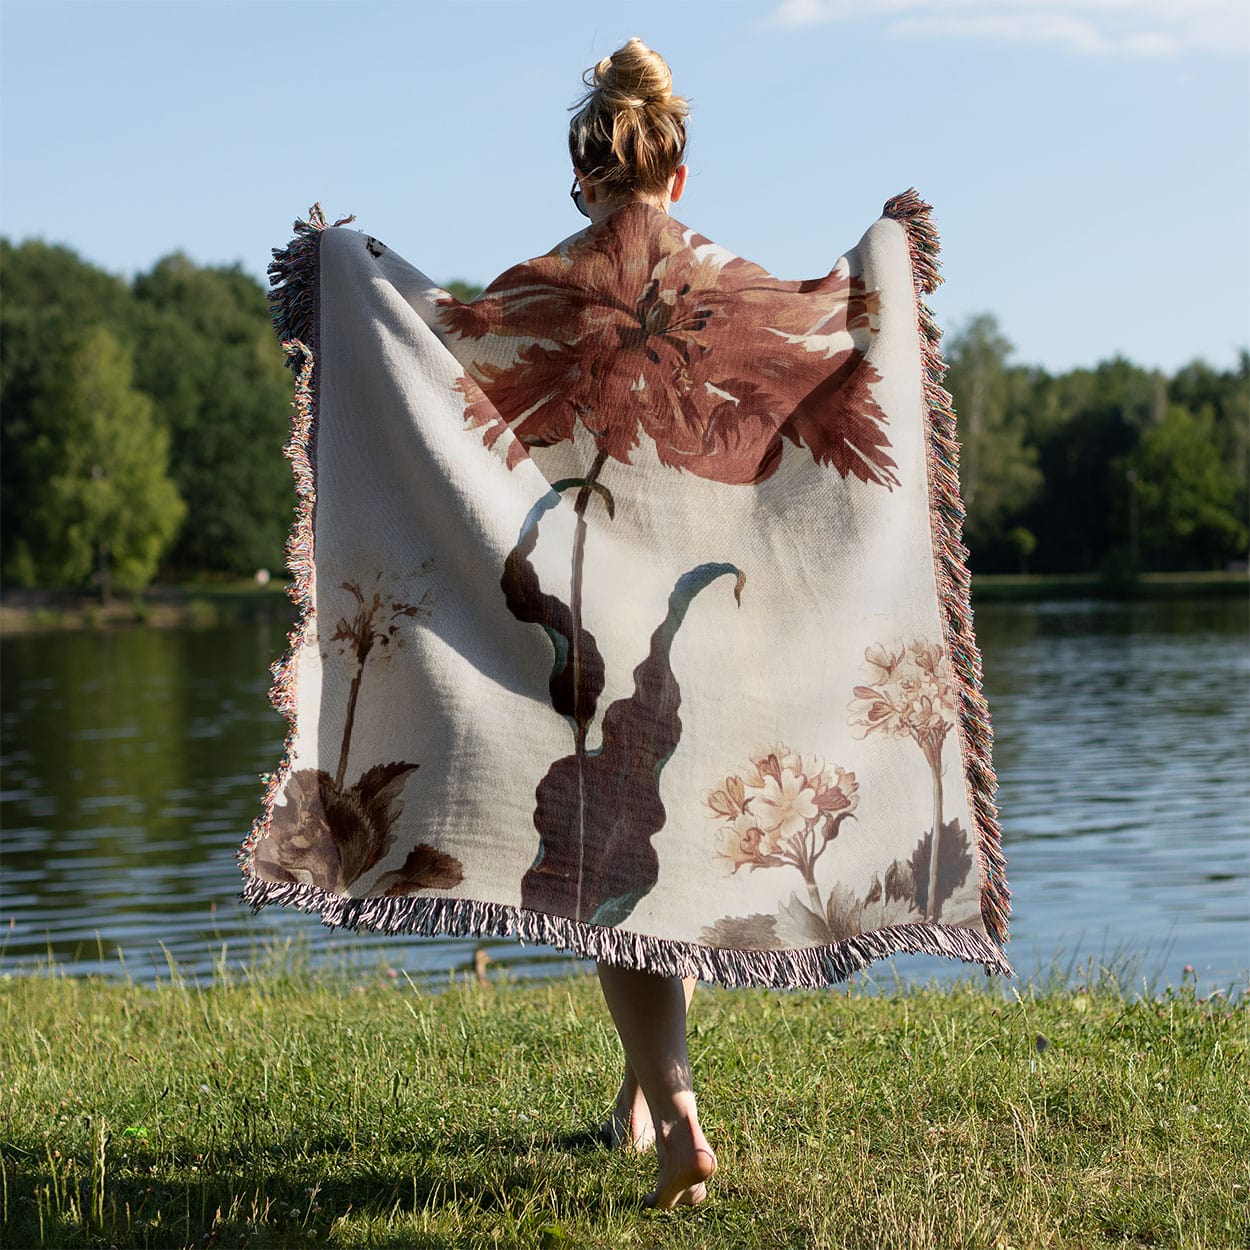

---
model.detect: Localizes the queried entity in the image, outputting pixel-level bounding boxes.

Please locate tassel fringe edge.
[883,188,1011,951]
[237,205,353,875]
[241,874,1014,989]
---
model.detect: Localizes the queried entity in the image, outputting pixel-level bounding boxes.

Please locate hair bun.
[594,36,673,109]
[569,38,689,196]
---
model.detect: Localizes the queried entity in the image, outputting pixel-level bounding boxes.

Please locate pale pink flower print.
[704,745,858,888]
[754,768,820,841]
[849,638,957,920]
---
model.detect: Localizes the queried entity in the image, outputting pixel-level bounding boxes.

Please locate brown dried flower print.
[253,572,464,895]
[257,762,415,890]
[328,577,432,790]
[849,639,957,920]
[849,641,955,762]
[433,203,898,927]
[440,204,898,488]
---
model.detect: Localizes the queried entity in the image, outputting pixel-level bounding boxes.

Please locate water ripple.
[1,600,1246,992]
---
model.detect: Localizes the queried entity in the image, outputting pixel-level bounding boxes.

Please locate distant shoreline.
[1,571,1246,635]
[968,569,1249,602]
[0,581,294,635]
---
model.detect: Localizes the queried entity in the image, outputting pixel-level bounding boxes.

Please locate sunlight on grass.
[1,951,1246,1249]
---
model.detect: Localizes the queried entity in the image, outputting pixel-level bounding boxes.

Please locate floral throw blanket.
[238,192,1012,987]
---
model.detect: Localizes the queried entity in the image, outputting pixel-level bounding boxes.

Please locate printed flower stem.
[570,449,610,739]
[849,642,955,921]
[926,753,944,922]
[335,599,381,789]
[791,825,838,933]
[804,873,825,921]
[570,448,610,919]
[331,580,432,791]
[336,664,365,790]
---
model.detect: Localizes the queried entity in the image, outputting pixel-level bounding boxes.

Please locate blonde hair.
[568,38,688,196]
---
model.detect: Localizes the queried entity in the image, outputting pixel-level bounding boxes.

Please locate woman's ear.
[576,169,599,206]
[669,164,688,203]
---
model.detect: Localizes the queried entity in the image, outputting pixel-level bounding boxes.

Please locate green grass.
[1,961,1246,1249]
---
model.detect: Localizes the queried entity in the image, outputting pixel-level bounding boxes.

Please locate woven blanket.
[239,191,1012,987]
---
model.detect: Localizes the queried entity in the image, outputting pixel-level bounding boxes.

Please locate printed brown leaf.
[521,562,743,925]
[500,484,607,736]
[908,818,973,919]
[374,843,464,896]
[253,763,419,893]
[699,913,783,950]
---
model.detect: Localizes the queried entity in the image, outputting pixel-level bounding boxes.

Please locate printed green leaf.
[778,892,834,945]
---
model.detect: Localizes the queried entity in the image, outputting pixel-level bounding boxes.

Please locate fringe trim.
[883,188,1011,950]
[237,206,353,874]
[241,875,1015,989]
[266,203,356,357]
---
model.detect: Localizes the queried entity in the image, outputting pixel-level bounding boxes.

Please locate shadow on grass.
[4,1125,635,1250]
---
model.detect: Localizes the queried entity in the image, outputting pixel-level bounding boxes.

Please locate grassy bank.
[969,570,1248,602]
[2,966,1245,1249]
[1,571,1245,634]
[0,581,293,634]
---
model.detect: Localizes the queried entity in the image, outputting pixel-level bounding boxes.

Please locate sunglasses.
[570,176,589,219]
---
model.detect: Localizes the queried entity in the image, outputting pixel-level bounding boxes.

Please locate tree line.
[1,238,1245,594]
[945,315,1247,575]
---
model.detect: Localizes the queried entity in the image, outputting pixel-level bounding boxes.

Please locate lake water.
[2,597,1247,995]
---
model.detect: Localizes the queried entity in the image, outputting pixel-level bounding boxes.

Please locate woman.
[245,36,1011,1216]
[565,37,717,1211]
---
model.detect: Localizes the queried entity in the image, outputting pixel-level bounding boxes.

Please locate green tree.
[26,327,184,596]
[443,279,483,302]
[1,239,139,581]
[1020,358,1163,572]
[1169,354,1250,536]
[131,256,293,575]
[943,315,1042,563]
[1129,405,1246,570]
[1006,526,1037,574]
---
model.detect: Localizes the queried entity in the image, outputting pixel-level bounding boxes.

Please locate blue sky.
[2,0,1247,374]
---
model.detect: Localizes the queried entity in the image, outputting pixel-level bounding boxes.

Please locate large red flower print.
[438,204,898,488]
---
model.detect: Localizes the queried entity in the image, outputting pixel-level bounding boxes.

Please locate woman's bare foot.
[644,1116,717,1209]
[602,1076,655,1151]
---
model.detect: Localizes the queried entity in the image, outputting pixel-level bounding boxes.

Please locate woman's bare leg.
[596,964,716,1207]
[602,977,696,1151]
